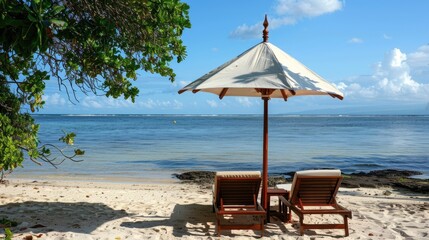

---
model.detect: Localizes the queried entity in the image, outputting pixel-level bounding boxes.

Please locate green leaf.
[74,149,85,156]
[52,5,65,15]
[27,13,38,22]
[5,228,13,240]
[37,24,42,46]
[50,19,67,27]
[59,132,76,145]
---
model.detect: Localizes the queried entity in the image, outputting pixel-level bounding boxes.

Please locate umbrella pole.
[262,97,269,211]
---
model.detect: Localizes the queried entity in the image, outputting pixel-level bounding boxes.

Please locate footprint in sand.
[392,228,411,237]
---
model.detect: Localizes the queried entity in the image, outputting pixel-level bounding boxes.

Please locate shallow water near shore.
[12,114,429,182]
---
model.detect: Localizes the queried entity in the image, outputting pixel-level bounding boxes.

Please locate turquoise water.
[12,115,429,181]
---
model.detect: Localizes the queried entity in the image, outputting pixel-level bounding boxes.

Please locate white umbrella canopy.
[178,16,343,211]
[178,41,343,100]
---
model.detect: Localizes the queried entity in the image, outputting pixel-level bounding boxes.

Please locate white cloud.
[138,98,183,109]
[179,81,189,87]
[374,48,421,97]
[81,96,133,109]
[107,97,133,107]
[139,98,155,108]
[82,97,104,108]
[230,0,343,39]
[383,34,392,40]
[43,93,66,106]
[339,47,429,101]
[408,45,429,70]
[348,37,363,44]
[275,0,342,18]
[236,97,255,107]
[230,23,263,40]
[269,17,297,29]
[172,99,184,109]
[206,100,218,108]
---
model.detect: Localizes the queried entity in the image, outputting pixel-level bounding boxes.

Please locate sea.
[11,114,429,182]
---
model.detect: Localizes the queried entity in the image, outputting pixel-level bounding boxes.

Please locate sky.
[40,0,429,115]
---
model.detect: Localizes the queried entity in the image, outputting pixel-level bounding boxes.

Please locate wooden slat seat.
[212,171,266,237]
[279,169,352,236]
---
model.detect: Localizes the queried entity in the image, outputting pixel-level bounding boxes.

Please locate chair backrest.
[290,169,342,206]
[214,171,261,207]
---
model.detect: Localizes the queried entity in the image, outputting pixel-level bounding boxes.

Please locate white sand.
[1,179,428,239]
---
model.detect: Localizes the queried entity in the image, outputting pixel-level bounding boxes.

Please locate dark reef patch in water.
[175,169,429,194]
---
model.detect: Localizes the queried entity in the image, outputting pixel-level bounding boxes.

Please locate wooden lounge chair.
[212,171,266,237]
[279,169,352,236]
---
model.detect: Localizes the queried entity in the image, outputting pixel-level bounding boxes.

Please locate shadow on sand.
[0,201,129,234]
[120,203,296,238]
[121,203,213,237]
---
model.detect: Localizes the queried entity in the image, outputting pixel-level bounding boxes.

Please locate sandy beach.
[1,178,428,239]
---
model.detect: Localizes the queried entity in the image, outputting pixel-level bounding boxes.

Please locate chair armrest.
[334,204,352,218]
[257,202,265,212]
[279,195,291,207]
[279,195,304,218]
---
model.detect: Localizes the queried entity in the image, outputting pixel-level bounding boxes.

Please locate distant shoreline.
[31,113,429,117]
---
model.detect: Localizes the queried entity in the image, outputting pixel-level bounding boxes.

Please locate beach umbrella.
[178,16,344,210]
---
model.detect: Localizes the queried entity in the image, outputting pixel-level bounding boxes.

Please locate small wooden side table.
[266,188,290,223]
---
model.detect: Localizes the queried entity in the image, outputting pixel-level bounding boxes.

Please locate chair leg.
[216,216,221,237]
[281,203,291,223]
[344,216,349,236]
[299,217,304,236]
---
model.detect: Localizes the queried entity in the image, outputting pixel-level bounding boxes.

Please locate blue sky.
[40,0,429,115]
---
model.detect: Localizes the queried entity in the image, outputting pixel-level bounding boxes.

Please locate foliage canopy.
[0,0,191,177]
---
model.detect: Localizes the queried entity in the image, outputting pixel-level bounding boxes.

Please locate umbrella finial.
[263,15,269,42]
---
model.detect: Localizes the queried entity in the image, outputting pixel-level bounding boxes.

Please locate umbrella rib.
[280,90,288,101]
[219,88,229,99]
[329,93,344,100]
[192,89,201,94]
